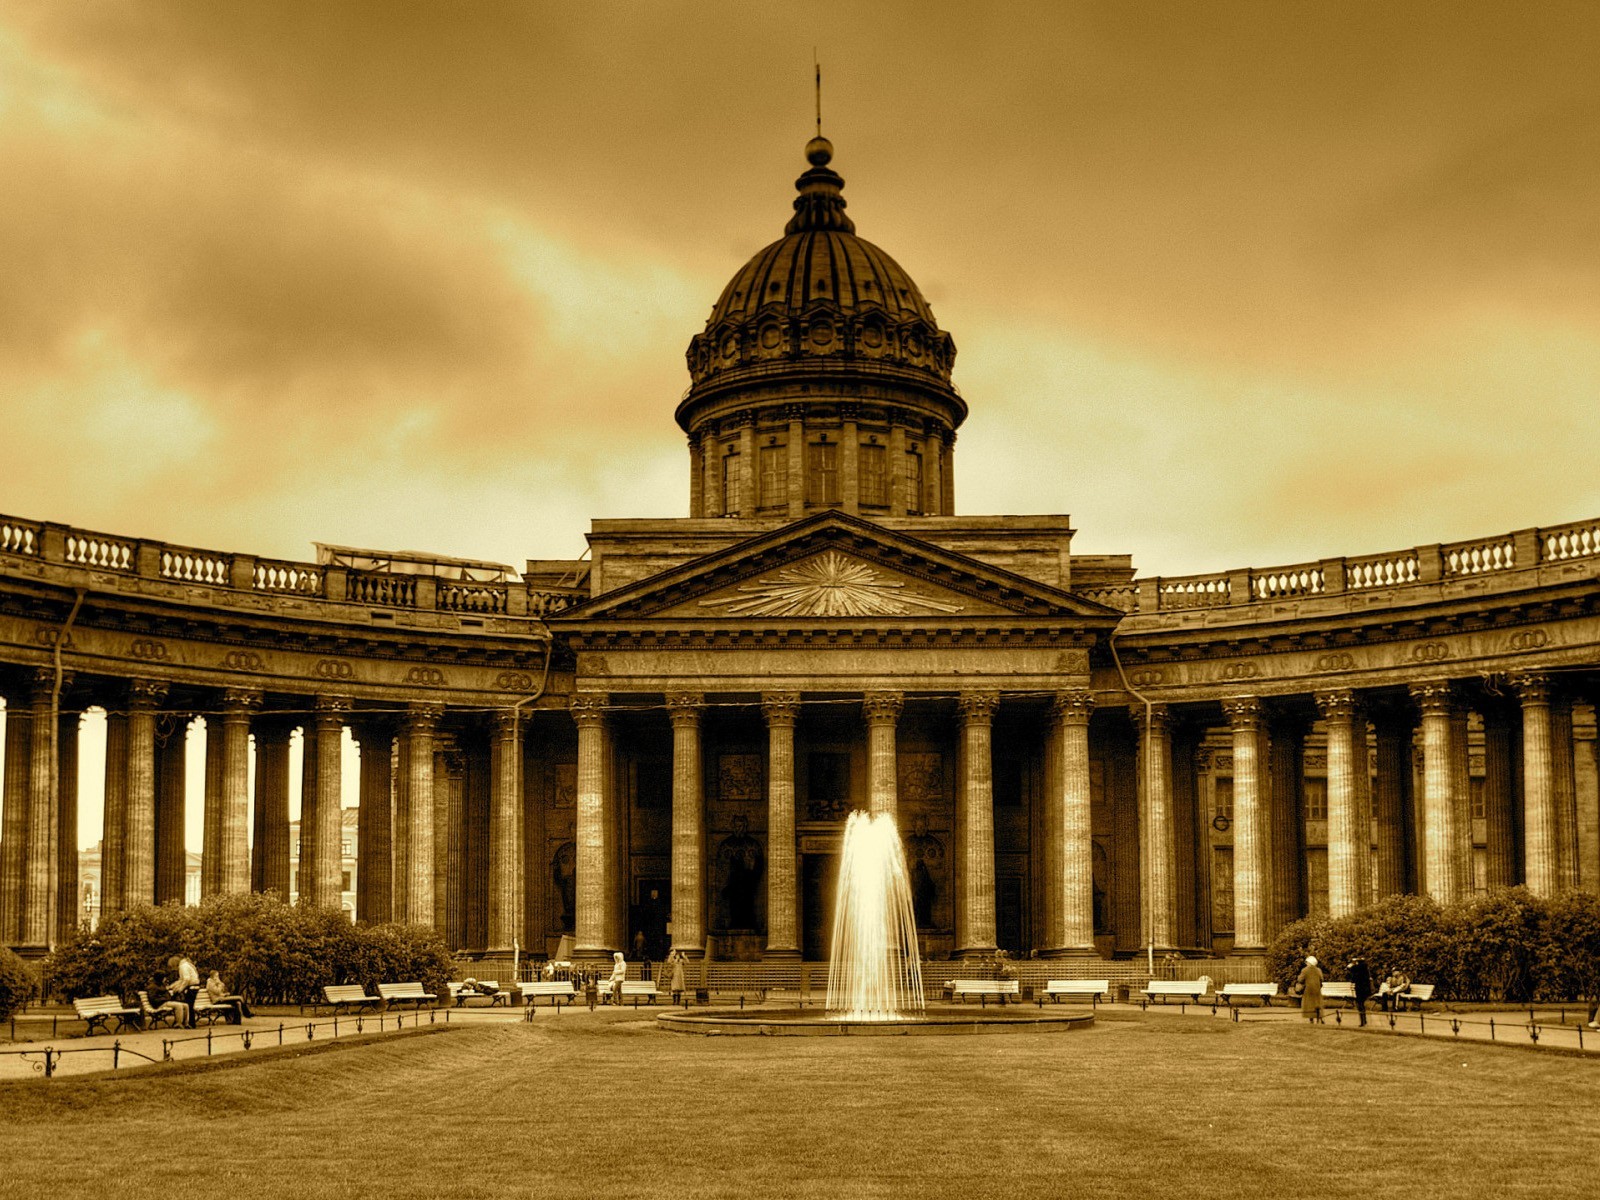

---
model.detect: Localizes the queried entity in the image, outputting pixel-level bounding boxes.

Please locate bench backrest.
[1221,982,1279,995]
[74,995,131,1016]
[1146,980,1208,993]
[1045,980,1110,993]
[378,982,429,998]
[1321,982,1355,997]
[325,984,374,1002]
[951,979,1019,992]
[1406,984,1435,1001]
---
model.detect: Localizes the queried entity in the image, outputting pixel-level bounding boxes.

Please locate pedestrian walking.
[1347,957,1372,1026]
[1296,955,1325,1024]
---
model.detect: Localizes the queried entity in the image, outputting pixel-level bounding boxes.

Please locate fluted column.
[863,692,903,819]
[761,693,801,958]
[1133,703,1177,952]
[217,689,260,896]
[1317,689,1371,918]
[1481,703,1518,890]
[298,718,318,903]
[440,748,464,946]
[1451,703,1473,894]
[351,719,393,923]
[1051,689,1095,953]
[1224,698,1269,954]
[201,714,224,898]
[1267,712,1306,935]
[571,695,614,957]
[23,670,61,945]
[1513,673,1558,896]
[252,717,293,901]
[309,696,348,909]
[123,679,167,910]
[154,715,189,906]
[392,729,410,919]
[402,704,439,924]
[99,711,127,917]
[1371,710,1414,898]
[667,692,705,957]
[1551,695,1578,891]
[54,707,82,942]
[954,691,998,957]
[488,710,524,952]
[1411,681,1463,902]
[1,688,31,941]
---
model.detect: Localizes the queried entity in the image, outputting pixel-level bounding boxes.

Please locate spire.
[785,135,855,234]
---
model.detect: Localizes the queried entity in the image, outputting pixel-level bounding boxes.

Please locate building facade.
[1,137,1598,964]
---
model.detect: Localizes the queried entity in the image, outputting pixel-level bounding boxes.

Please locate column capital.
[29,667,72,703]
[127,678,169,711]
[1050,689,1093,725]
[665,692,705,726]
[314,695,351,727]
[1222,696,1263,731]
[862,691,904,725]
[1509,671,1551,705]
[490,708,522,738]
[405,701,444,732]
[220,687,263,714]
[569,694,608,729]
[1408,679,1458,717]
[956,690,999,723]
[346,714,394,747]
[1313,688,1362,724]
[1130,701,1170,735]
[760,692,802,726]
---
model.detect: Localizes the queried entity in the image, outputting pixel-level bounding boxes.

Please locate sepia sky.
[2,0,1598,581]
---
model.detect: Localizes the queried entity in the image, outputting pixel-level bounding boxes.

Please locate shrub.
[0,945,38,1020]
[1536,891,1600,1003]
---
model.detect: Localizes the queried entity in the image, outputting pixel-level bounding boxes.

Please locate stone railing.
[0,512,583,622]
[1122,516,1600,616]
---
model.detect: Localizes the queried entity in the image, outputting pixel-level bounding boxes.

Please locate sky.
[1,3,1598,853]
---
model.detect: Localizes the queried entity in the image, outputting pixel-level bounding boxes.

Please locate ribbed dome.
[705,230,938,330]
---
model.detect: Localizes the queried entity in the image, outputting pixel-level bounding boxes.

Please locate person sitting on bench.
[206,970,254,1022]
[1376,968,1410,1012]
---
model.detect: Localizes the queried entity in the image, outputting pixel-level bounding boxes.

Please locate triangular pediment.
[552,512,1123,627]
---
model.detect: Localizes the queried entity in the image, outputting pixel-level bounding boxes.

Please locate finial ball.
[805,136,833,167]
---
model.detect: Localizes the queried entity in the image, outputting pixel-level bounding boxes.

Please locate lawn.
[1,1008,1596,1199]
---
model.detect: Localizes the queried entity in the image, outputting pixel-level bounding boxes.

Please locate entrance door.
[997,875,1027,954]
[801,853,838,961]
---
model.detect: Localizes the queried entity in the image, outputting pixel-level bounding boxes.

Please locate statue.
[716,814,765,931]
[905,816,943,929]
[551,841,576,931]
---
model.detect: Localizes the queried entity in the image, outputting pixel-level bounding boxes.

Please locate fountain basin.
[656,1003,1095,1037]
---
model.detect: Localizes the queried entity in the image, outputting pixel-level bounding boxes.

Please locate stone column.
[1133,703,1177,952]
[440,747,465,946]
[1481,703,1518,890]
[571,695,615,957]
[1552,695,1578,892]
[404,704,441,925]
[392,729,410,919]
[23,670,59,946]
[298,719,318,903]
[252,717,293,901]
[1317,689,1371,918]
[99,711,127,918]
[351,719,393,923]
[306,696,348,909]
[1223,698,1269,954]
[1050,689,1095,954]
[1267,711,1306,935]
[1513,673,1558,896]
[863,692,903,820]
[488,710,524,952]
[667,692,706,958]
[218,690,260,896]
[1,688,31,940]
[761,693,801,958]
[954,691,998,958]
[1411,681,1463,902]
[1371,708,1414,898]
[154,715,189,906]
[123,679,167,910]
[201,715,224,898]
[54,707,82,942]
[1451,703,1474,893]
[785,410,806,517]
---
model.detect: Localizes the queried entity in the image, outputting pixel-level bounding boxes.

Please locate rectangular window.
[859,443,887,507]
[807,442,839,505]
[1470,776,1485,821]
[1213,776,1234,821]
[341,840,351,857]
[905,450,924,514]
[1303,777,1328,821]
[759,445,787,510]
[341,871,352,892]
[722,451,742,511]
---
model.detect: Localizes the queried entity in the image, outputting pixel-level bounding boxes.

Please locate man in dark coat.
[1348,957,1373,1027]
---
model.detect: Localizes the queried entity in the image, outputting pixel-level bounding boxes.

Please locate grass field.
[1,1008,1596,1199]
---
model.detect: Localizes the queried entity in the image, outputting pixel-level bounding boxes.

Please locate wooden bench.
[193,989,246,1025]
[135,990,182,1030]
[1219,982,1280,1007]
[1141,979,1212,1004]
[73,994,142,1036]
[1042,979,1110,1004]
[1398,983,1435,1011]
[378,982,437,1009]
[1321,982,1356,1006]
[448,981,510,1007]
[603,980,660,1005]
[945,980,1021,1004]
[323,984,381,1013]
[518,981,578,1006]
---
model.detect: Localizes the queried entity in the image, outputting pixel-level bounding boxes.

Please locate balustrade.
[345,572,418,608]
[253,559,323,594]
[1346,551,1420,589]
[1543,518,1600,563]
[1158,576,1232,609]
[0,518,38,556]
[1251,563,1324,600]
[160,546,230,585]
[439,582,508,614]
[1443,535,1515,577]
[64,531,134,572]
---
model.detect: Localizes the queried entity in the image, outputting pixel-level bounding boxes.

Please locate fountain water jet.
[826,810,925,1020]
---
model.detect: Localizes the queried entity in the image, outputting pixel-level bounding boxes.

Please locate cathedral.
[2,136,1598,968]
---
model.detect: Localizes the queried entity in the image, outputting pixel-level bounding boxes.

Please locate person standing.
[668,950,687,1005]
[608,951,627,1005]
[1347,957,1373,1027]
[1297,955,1325,1024]
[167,955,200,1029]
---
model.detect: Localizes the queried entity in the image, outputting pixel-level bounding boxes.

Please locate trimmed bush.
[0,945,38,1020]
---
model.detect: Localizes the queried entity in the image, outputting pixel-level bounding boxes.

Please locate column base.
[952,945,998,960]
[1038,946,1104,961]
[573,946,621,962]
[762,948,802,961]
[1228,945,1267,959]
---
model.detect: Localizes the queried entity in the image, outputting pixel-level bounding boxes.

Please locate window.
[905,449,924,514]
[1303,777,1328,821]
[859,443,887,506]
[1470,776,1485,821]
[759,445,787,510]
[807,442,839,505]
[341,871,352,892]
[1213,776,1234,821]
[341,840,352,857]
[722,450,743,511]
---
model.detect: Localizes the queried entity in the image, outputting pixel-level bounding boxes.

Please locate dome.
[704,230,939,330]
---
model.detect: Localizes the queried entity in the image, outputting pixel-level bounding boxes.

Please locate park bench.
[135,990,182,1030]
[378,982,438,1010]
[73,994,142,1036]
[192,988,245,1025]
[1398,983,1435,1010]
[1042,980,1110,1004]
[945,980,1021,1004]
[448,981,510,1007]
[518,981,578,1006]
[1141,979,1212,1004]
[323,984,382,1013]
[602,980,660,1005]
[1219,982,1280,1007]
[1321,982,1356,1006]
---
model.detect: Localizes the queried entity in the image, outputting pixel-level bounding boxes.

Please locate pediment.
[553,512,1124,627]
